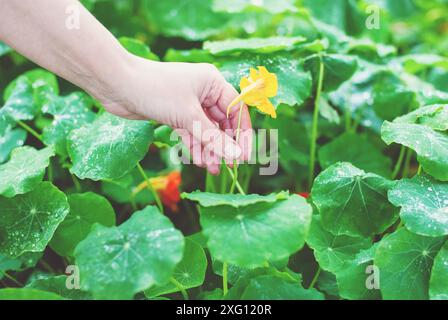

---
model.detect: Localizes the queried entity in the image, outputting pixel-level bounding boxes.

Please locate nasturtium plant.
[26,275,92,300]
[0,182,69,257]
[1,0,448,302]
[318,133,392,177]
[429,241,448,300]
[0,288,63,300]
[1,77,35,121]
[0,146,54,198]
[382,120,448,181]
[68,113,154,180]
[50,192,116,257]
[306,215,372,273]
[312,162,399,237]
[42,92,96,156]
[144,238,207,298]
[239,275,324,300]
[374,228,445,300]
[0,127,26,163]
[335,244,381,300]
[119,37,160,61]
[204,36,306,55]
[183,192,312,268]
[74,206,184,299]
[388,175,448,237]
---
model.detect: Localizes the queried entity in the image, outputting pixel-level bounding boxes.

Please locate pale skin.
[0,0,252,175]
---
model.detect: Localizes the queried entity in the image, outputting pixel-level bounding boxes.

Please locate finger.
[176,129,205,168]
[217,82,253,162]
[203,150,221,175]
[188,107,242,164]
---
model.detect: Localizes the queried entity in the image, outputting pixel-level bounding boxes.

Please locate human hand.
[96,56,252,175]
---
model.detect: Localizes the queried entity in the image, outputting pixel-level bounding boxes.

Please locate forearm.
[0,0,131,99]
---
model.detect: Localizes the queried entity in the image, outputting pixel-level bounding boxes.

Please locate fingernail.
[224,143,242,160]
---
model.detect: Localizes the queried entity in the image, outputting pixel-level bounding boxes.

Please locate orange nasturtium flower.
[226,66,278,119]
[135,171,182,212]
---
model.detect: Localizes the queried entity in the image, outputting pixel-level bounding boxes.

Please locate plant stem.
[391,146,406,180]
[205,172,216,193]
[222,262,229,296]
[402,149,413,178]
[308,54,325,189]
[226,166,245,195]
[308,267,321,289]
[2,272,23,287]
[136,163,164,213]
[71,174,82,193]
[229,102,244,194]
[16,120,44,142]
[417,164,422,175]
[170,277,189,300]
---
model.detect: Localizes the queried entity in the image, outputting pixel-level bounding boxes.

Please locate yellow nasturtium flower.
[226,66,278,119]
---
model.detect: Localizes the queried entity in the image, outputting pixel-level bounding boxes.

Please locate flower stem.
[308,266,321,289]
[2,272,23,287]
[170,277,189,300]
[229,102,244,194]
[136,163,164,213]
[308,54,325,189]
[391,146,406,180]
[226,166,245,195]
[71,174,82,193]
[417,164,422,175]
[222,262,229,296]
[402,149,413,178]
[16,120,43,142]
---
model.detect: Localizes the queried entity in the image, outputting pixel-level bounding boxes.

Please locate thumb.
[189,111,242,164]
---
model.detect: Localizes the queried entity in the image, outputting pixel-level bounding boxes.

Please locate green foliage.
[0,182,69,257]
[184,192,312,268]
[68,113,154,180]
[1,0,447,301]
[74,206,184,299]
[312,162,399,237]
[50,192,116,257]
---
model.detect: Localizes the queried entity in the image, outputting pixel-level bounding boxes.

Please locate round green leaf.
[119,37,159,61]
[74,206,184,299]
[394,104,448,131]
[429,241,448,300]
[67,113,154,181]
[182,191,289,207]
[185,192,312,268]
[0,254,21,280]
[212,0,297,14]
[142,0,230,41]
[0,182,69,257]
[389,175,448,237]
[145,238,207,298]
[306,215,371,273]
[375,228,445,300]
[220,53,312,107]
[311,162,399,237]
[318,133,392,177]
[1,77,35,121]
[42,92,96,156]
[382,121,448,181]
[240,275,324,300]
[305,54,358,92]
[0,146,54,197]
[0,127,26,163]
[0,41,11,57]
[50,192,116,257]
[27,275,92,300]
[204,36,306,55]
[335,244,381,300]
[0,288,63,300]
